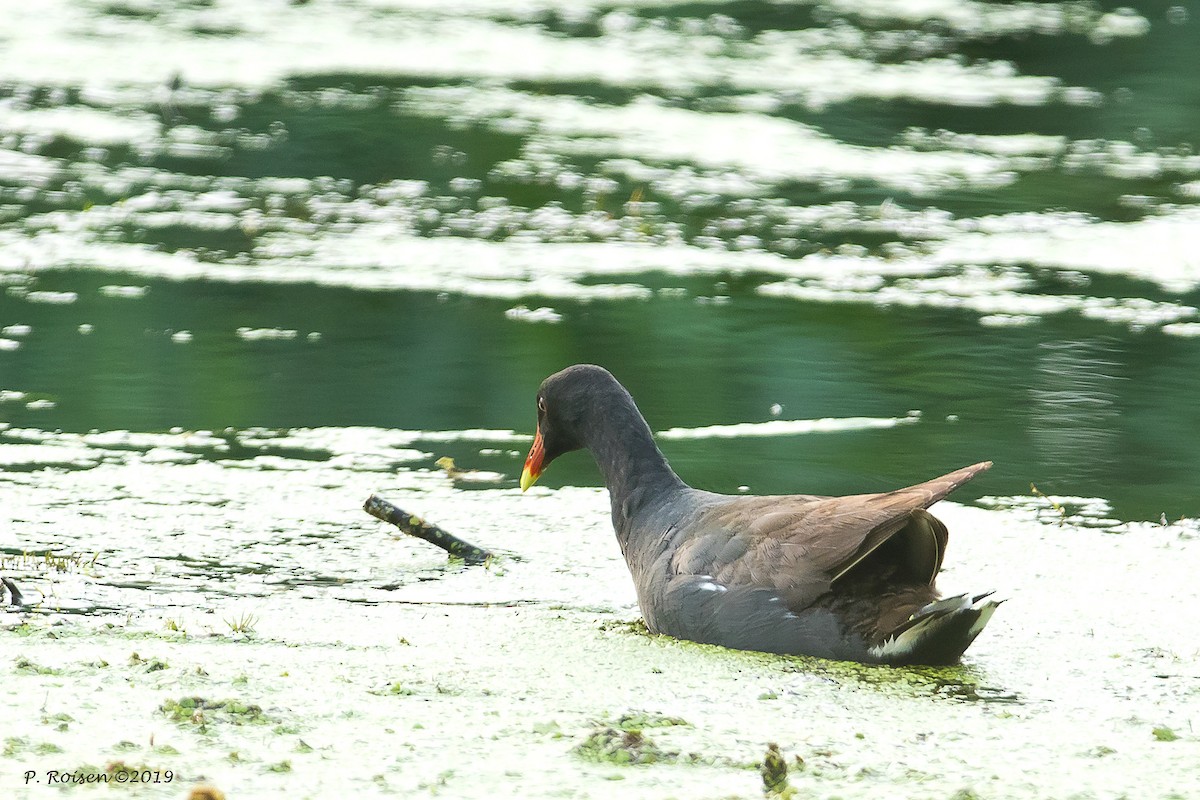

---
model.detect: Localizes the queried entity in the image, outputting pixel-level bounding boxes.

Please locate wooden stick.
[2,577,22,606]
[363,495,494,565]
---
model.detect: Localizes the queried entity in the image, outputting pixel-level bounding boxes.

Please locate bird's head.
[519,364,619,491]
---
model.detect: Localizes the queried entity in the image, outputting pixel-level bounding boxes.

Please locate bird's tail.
[870,591,1001,665]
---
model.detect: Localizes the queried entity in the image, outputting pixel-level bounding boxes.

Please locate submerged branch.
[2,577,23,606]
[364,494,494,565]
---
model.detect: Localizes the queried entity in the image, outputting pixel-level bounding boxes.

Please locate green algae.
[607,711,689,731]
[574,727,676,766]
[573,712,692,766]
[44,712,73,732]
[130,652,170,672]
[160,696,271,730]
[1152,727,1179,742]
[1,436,1199,800]
[949,790,983,800]
[777,656,1020,704]
[14,657,59,675]
[760,743,798,799]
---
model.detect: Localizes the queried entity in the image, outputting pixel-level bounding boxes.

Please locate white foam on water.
[0,149,62,184]
[0,1,1121,105]
[930,207,1200,293]
[403,87,1013,193]
[236,327,298,341]
[0,219,929,299]
[414,429,532,444]
[1162,322,1200,338]
[0,103,162,147]
[504,305,563,324]
[658,414,920,440]
[979,313,1038,328]
[0,443,98,467]
[758,275,1198,331]
[903,128,1068,157]
[3,197,1198,328]
[99,284,148,298]
[233,426,531,463]
[22,290,79,304]
[826,0,1149,40]
[0,0,1189,337]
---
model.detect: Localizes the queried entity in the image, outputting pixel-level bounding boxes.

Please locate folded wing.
[670,461,991,611]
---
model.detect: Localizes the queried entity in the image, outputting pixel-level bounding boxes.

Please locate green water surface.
[2,0,1199,524]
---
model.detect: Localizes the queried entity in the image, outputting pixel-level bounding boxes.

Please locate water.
[3,1,1200,797]
[2,456,1199,798]
[1,2,1197,521]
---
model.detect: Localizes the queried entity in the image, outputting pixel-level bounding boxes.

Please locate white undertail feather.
[869,591,1002,661]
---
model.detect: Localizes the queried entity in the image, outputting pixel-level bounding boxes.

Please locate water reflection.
[1028,339,1122,479]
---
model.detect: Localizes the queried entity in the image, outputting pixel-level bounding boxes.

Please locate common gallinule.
[520,364,999,665]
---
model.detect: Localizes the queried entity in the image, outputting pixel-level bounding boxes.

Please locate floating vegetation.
[224,613,259,635]
[160,697,271,730]
[0,551,99,574]
[44,712,73,732]
[778,659,1020,704]
[596,618,651,637]
[607,712,689,731]
[572,711,693,766]
[573,726,676,766]
[760,743,802,798]
[367,681,416,697]
[14,657,59,675]
[129,652,169,672]
[1153,726,1179,742]
[3,736,31,757]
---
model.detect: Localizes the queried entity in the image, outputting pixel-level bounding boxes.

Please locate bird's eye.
[537,396,546,413]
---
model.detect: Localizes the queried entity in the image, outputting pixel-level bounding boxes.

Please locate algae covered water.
[3,1,1200,797]
[3,458,1199,798]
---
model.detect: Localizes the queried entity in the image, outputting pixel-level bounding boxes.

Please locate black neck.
[582,393,686,538]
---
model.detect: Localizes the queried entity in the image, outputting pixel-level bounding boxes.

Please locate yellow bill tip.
[519,465,539,492]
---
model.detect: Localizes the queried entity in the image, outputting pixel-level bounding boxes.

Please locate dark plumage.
[521,364,999,665]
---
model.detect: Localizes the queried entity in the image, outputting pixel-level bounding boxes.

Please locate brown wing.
[669,461,991,608]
